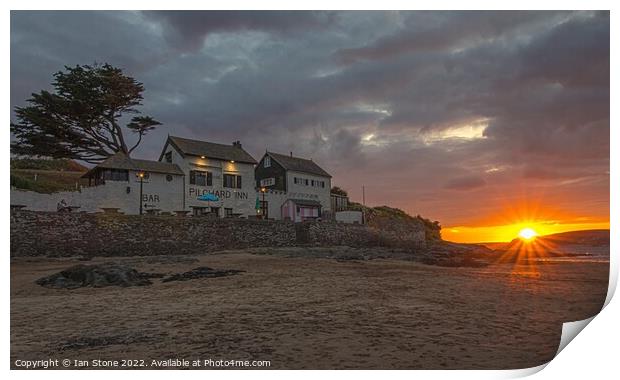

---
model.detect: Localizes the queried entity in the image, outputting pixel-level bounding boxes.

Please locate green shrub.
[347,202,442,241]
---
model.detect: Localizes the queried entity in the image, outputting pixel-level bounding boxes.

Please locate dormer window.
[264,156,271,168]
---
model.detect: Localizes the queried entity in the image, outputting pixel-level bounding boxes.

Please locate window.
[164,151,172,163]
[103,169,129,182]
[224,174,242,188]
[225,208,233,218]
[304,179,309,186]
[189,170,211,186]
[264,156,271,168]
[166,174,173,182]
[311,180,315,186]
[321,181,325,188]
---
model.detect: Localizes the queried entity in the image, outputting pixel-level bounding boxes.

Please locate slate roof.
[165,135,257,164]
[83,152,184,177]
[267,151,331,178]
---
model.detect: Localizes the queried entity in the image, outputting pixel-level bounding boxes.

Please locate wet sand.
[10,249,608,369]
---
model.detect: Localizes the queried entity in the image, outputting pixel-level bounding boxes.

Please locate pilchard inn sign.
[188,187,249,200]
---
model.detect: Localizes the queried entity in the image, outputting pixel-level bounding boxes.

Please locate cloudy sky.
[10,11,609,241]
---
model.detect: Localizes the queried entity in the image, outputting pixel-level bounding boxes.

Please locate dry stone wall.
[295,221,426,249]
[10,211,427,257]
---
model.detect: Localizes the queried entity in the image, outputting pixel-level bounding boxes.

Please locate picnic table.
[145,209,161,215]
[174,210,190,217]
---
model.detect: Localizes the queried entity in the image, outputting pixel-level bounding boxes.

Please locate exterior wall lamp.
[136,171,145,215]
[260,187,267,220]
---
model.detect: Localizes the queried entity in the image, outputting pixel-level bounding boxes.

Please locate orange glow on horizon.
[443,221,609,243]
[440,191,608,243]
[518,227,538,241]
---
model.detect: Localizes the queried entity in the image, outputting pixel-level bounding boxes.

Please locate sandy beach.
[10,248,608,370]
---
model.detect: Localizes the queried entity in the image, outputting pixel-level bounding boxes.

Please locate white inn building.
[158,136,258,217]
[11,135,337,221]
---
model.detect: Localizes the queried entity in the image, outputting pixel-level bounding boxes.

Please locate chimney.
[232,140,242,148]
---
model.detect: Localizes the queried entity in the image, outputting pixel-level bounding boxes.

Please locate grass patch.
[10,158,87,171]
[11,170,88,194]
[10,158,89,193]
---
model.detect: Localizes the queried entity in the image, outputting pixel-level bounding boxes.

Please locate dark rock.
[36,263,157,289]
[161,266,245,283]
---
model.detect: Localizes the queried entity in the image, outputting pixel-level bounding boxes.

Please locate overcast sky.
[10,11,610,240]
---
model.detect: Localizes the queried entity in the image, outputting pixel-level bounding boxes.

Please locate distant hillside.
[484,229,610,257]
[11,158,89,194]
[539,229,610,246]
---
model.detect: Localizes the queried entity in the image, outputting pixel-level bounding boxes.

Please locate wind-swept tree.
[11,63,162,164]
[331,186,348,197]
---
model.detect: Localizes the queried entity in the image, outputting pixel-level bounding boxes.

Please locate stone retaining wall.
[295,221,426,249]
[10,211,427,257]
[10,211,296,257]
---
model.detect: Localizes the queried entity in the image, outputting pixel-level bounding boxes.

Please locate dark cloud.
[444,176,486,191]
[142,11,335,51]
[335,11,572,64]
[10,10,609,230]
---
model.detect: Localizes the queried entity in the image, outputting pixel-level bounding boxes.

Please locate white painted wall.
[162,144,256,217]
[11,169,184,214]
[335,211,363,224]
[257,169,332,220]
[285,170,332,213]
[257,189,288,220]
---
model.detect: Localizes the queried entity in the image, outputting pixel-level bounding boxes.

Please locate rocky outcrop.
[35,263,160,289]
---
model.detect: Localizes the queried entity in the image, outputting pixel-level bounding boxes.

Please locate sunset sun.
[518,228,538,241]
